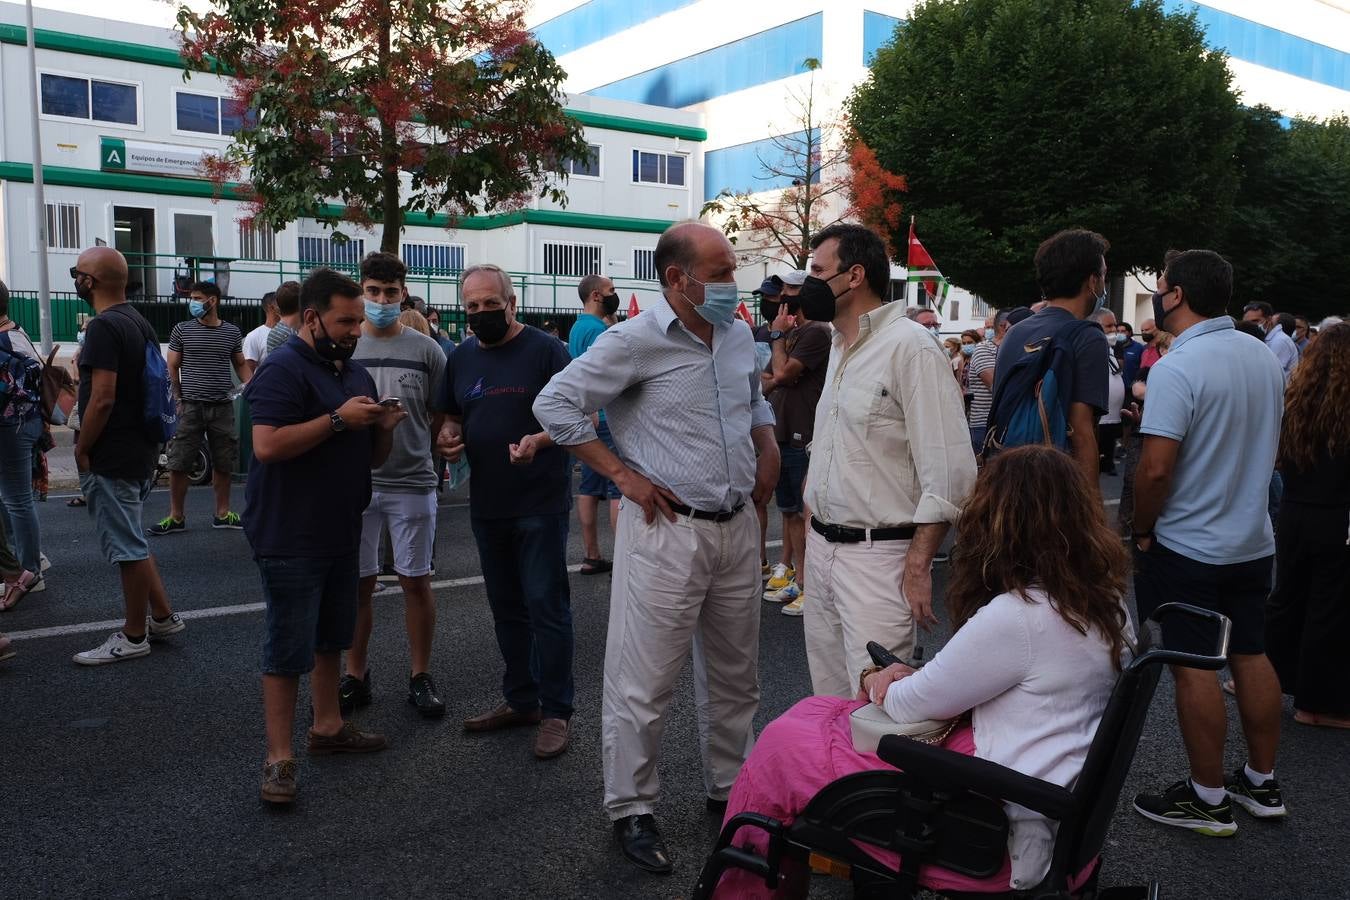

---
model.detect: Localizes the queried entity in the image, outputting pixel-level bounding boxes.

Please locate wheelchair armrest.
[876,735,1076,821]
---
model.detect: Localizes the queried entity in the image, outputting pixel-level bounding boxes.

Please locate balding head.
[78,247,128,288]
[655,222,733,290]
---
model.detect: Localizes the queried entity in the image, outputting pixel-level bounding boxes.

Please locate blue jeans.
[0,415,44,574]
[257,554,360,676]
[470,513,575,720]
[774,444,809,514]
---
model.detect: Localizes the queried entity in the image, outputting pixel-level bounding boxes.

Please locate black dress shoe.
[613,814,673,875]
[407,672,446,718]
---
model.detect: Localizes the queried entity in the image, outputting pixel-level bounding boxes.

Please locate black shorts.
[1133,541,1273,656]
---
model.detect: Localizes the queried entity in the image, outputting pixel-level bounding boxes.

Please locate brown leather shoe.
[261,759,297,805]
[463,701,542,732]
[534,718,570,759]
[306,721,388,755]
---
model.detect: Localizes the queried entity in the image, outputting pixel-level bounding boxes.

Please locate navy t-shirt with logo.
[442,325,571,520]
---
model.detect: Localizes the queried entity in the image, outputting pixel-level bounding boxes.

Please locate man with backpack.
[989,229,1112,489]
[70,247,184,665]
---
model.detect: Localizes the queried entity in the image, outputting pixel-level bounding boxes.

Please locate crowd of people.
[0,220,1345,892]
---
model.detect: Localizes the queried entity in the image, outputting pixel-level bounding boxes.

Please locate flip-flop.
[579,557,613,575]
[67,497,87,508]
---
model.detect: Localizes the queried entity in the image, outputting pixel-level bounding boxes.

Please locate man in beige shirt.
[795,224,977,697]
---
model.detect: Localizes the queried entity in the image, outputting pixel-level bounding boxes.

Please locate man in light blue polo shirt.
[1129,249,1288,838]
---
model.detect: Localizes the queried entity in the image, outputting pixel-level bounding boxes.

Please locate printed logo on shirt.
[464,376,527,403]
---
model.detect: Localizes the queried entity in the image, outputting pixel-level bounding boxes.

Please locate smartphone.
[378,397,402,408]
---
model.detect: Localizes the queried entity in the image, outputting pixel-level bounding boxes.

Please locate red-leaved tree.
[177,0,590,252]
[845,138,907,258]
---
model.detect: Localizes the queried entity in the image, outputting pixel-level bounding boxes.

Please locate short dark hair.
[0,278,8,316]
[1235,320,1265,340]
[261,291,277,311]
[360,251,407,285]
[1294,314,1309,326]
[274,281,301,315]
[1164,249,1233,319]
[301,267,362,313]
[1119,322,1133,336]
[809,223,889,298]
[578,274,607,302]
[654,227,698,288]
[1277,312,1297,336]
[1243,300,1274,318]
[1034,229,1109,301]
[191,280,222,300]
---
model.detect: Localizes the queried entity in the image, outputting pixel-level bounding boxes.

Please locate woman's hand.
[857,662,916,706]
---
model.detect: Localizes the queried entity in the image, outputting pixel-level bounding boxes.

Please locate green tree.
[849,0,1243,305]
[1220,109,1350,320]
[177,0,590,253]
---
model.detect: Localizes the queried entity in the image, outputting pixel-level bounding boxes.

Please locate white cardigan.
[883,589,1124,891]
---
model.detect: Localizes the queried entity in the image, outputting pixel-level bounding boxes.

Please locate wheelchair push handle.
[867,641,925,670]
[1133,602,1232,672]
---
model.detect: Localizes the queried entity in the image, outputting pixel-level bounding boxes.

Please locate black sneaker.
[408,672,446,718]
[147,516,186,537]
[1226,767,1287,818]
[1133,779,1237,836]
[212,511,243,530]
[338,671,372,717]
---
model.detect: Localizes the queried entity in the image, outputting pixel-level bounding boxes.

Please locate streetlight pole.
[25,0,53,354]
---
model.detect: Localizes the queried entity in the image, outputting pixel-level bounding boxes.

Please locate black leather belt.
[669,502,745,523]
[811,518,916,543]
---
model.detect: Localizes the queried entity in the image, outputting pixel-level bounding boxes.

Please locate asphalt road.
[2,474,1346,899]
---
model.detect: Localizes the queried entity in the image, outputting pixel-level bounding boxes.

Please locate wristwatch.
[769,330,785,341]
[329,411,347,433]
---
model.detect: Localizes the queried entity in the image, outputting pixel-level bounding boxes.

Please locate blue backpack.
[109,306,178,444]
[984,319,1097,456]
[0,331,42,426]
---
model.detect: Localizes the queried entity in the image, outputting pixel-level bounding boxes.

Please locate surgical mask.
[927,325,940,336]
[961,344,975,357]
[189,300,208,318]
[1108,332,1122,345]
[798,271,851,322]
[1093,276,1108,314]
[77,330,86,346]
[984,328,995,342]
[467,308,510,344]
[682,272,739,326]
[310,313,356,361]
[601,293,620,317]
[364,299,400,329]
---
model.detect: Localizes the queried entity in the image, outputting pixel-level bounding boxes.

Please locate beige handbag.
[849,702,959,753]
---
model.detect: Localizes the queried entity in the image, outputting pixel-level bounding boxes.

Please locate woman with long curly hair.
[709,446,1131,898]
[1265,322,1350,728]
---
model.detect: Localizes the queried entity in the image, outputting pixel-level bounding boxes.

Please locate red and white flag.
[736,301,754,325]
[627,294,641,317]
[907,219,950,311]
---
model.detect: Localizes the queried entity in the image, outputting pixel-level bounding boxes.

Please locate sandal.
[1,571,41,612]
[67,497,87,508]
[579,557,613,575]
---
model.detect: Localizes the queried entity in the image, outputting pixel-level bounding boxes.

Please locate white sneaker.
[73,631,151,666]
[781,593,807,617]
[146,613,187,639]
[764,581,801,604]
[39,553,51,573]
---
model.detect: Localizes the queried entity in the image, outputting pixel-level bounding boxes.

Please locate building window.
[633,247,657,282]
[542,241,603,278]
[568,144,602,178]
[174,213,215,259]
[299,234,365,273]
[40,73,138,125]
[632,149,686,186]
[402,242,465,276]
[239,221,277,260]
[176,91,248,136]
[44,203,81,252]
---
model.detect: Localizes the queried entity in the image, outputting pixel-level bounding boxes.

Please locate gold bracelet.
[859,665,883,695]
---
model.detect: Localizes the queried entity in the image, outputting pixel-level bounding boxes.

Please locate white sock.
[1191,779,1227,805]
[1244,763,1274,785]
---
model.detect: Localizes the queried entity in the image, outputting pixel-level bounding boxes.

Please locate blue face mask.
[682,271,739,326]
[76,330,86,346]
[961,343,975,357]
[364,299,401,329]
[189,300,208,318]
[984,327,995,342]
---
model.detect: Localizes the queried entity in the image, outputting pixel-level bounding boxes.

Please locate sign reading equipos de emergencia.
[100,137,208,178]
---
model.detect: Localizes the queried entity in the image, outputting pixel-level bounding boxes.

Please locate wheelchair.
[692,603,1231,900]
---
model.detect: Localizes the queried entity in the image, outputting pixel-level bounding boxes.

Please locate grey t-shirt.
[352,326,447,493]
[265,322,296,356]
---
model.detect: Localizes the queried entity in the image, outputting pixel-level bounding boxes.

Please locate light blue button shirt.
[1139,317,1284,565]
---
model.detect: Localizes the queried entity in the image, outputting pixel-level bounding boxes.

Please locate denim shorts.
[258,554,360,676]
[79,473,152,564]
[774,444,810,514]
[577,419,621,501]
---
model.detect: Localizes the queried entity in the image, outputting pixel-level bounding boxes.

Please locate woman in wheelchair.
[712,446,1133,897]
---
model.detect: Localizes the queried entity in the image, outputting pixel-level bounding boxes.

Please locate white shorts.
[359,490,438,578]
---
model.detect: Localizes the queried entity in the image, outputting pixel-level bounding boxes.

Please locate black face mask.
[1141,332,1156,343]
[798,271,850,322]
[601,293,620,317]
[759,298,781,322]
[468,308,510,345]
[1151,289,1177,333]
[309,313,356,361]
[75,278,95,304]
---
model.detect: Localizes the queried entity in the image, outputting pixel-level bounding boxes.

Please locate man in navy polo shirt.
[243,267,407,806]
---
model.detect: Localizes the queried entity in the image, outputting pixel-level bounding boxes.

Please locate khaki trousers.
[803,528,916,698]
[602,499,761,820]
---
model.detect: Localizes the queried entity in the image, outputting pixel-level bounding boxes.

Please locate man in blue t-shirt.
[243,267,407,806]
[568,273,622,575]
[437,264,575,761]
[1130,249,1287,837]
